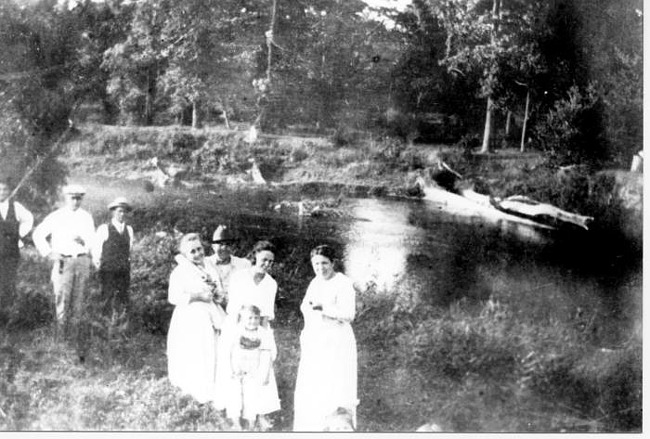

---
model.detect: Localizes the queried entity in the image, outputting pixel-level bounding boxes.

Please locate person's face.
[254,250,275,273]
[183,241,205,264]
[311,254,335,280]
[66,194,84,210]
[211,242,232,260]
[0,183,10,202]
[241,309,261,331]
[112,207,128,223]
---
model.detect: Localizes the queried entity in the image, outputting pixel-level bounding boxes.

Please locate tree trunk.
[480,0,501,154]
[520,89,530,152]
[481,97,493,153]
[191,100,201,129]
[221,99,231,130]
[505,111,512,137]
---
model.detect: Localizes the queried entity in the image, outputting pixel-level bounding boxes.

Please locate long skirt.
[167,302,219,404]
[293,322,358,431]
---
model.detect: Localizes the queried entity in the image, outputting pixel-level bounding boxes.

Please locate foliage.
[258,0,397,131]
[532,84,607,168]
[101,0,168,125]
[0,0,84,206]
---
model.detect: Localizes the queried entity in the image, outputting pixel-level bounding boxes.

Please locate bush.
[532,84,608,169]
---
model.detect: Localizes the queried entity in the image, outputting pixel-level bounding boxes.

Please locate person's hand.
[309,300,323,311]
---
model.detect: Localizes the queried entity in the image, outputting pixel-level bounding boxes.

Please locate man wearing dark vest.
[0,177,34,325]
[92,197,134,317]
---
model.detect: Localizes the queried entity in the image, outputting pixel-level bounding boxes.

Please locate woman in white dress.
[215,240,281,429]
[293,245,358,431]
[166,233,224,404]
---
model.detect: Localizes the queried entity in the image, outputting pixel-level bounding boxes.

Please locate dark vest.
[0,201,20,259]
[100,223,131,272]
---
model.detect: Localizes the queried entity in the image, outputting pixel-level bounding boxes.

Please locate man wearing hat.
[205,225,251,309]
[92,197,134,318]
[0,177,34,325]
[33,184,95,362]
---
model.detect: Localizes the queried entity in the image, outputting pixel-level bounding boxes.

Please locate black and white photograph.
[0,0,643,433]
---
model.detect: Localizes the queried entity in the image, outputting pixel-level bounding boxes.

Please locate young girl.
[293,244,358,431]
[215,240,281,429]
[222,305,276,430]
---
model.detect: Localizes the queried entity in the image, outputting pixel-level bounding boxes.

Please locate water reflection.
[342,198,425,292]
[332,196,639,346]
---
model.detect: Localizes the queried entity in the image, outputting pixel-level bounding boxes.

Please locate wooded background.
[0,0,643,197]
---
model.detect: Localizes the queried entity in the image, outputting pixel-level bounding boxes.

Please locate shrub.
[532,84,608,169]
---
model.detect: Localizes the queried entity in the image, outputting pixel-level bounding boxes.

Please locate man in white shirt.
[0,178,34,325]
[33,184,95,363]
[91,197,134,318]
[205,225,251,310]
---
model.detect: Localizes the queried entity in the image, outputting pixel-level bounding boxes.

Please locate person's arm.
[79,212,96,253]
[321,276,355,323]
[168,267,191,306]
[226,271,244,316]
[91,225,108,269]
[32,213,55,259]
[262,277,277,325]
[258,330,275,385]
[127,225,134,251]
[13,201,34,239]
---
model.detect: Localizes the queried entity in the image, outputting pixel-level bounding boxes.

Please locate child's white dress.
[214,269,281,414]
[293,272,358,431]
[221,325,277,420]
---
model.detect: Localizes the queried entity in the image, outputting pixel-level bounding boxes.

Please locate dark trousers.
[99,269,131,317]
[0,256,19,321]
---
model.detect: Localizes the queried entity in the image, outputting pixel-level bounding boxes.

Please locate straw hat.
[108,197,132,212]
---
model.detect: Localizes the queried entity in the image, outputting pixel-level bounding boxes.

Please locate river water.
[241,194,642,348]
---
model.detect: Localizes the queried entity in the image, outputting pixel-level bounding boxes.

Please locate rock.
[590,170,643,245]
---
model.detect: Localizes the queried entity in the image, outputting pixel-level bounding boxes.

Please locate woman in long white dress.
[166,233,225,404]
[293,245,358,431]
[215,240,281,429]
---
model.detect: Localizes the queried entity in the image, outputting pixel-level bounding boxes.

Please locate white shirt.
[91,220,134,268]
[0,199,34,239]
[33,206,95,257]
[204,254,251,295]
[227,269,278,321]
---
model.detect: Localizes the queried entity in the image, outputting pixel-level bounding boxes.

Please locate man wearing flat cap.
[33,184,95,362]
[92,197,134,318]
[205,225,251,310]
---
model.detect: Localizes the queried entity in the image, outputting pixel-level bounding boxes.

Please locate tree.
[432,0,548,153]
[157,0,262,128]
[257,0,396,131]
[0,0,84,205]
[102,0,168,125]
